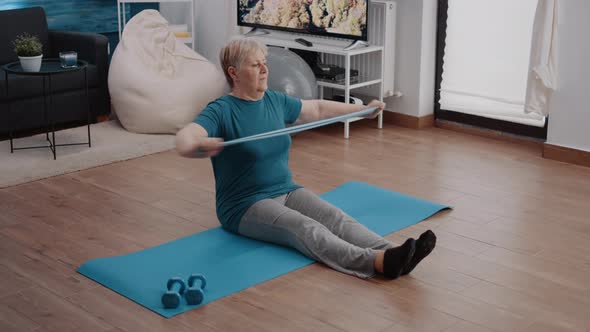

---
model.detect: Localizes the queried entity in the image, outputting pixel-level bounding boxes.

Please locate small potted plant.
[12,33,43,72]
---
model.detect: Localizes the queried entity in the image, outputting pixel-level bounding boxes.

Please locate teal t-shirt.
[194,90,303,233]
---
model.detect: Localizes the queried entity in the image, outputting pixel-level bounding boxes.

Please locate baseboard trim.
[435,119,544,148]
[383,111,434,129]
[543,143,590,168]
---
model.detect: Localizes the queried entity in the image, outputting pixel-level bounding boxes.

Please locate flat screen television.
[238,0,368,41]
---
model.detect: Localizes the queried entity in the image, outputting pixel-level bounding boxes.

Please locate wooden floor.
[1,121,590,332]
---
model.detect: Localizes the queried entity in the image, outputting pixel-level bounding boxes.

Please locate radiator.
[323,0,397,98]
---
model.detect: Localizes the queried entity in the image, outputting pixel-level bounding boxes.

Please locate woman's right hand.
[195,137,224,158]
[176,123,223,158]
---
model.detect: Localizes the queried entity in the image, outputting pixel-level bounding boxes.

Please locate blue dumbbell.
[161,277,186,309]
[185,274,207,305]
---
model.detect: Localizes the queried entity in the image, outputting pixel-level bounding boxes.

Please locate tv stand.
[244,27,270,37]
[294,38,313,47]
[343,40,369,51]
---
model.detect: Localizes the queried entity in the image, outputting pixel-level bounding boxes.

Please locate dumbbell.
[185,274,207,305]
[161,277,186,309]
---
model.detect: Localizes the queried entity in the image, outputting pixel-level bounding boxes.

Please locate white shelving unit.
[251,34,384,139]
[117,0,195,50]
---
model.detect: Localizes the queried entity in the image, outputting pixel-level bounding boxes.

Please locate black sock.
[383,238,416,279]
[401,230,436,275]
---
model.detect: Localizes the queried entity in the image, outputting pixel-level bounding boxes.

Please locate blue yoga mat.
[77,181,449,318]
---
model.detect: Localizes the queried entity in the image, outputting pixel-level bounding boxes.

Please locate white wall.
[382,0,422,117]
[161,0,236,66]
[383,0,437,118]
[546,0,590,152]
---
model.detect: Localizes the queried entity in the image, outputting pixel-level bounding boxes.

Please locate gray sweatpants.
[238,188,395,278]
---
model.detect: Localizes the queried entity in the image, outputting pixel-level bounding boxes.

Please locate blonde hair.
[219,38,268,88]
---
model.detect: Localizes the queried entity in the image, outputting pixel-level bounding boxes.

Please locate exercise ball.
[266,47,318,100]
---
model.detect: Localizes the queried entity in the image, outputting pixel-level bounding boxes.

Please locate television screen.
[238,0,368,41]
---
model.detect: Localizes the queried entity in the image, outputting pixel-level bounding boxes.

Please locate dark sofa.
[0,6,110,136]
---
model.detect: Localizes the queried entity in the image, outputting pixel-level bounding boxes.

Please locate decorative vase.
[18,54,43,72]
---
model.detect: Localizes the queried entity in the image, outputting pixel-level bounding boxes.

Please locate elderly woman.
[176,38,436,279]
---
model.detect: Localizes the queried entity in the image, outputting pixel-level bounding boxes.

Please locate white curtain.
[440,0,546,127]
[525,0,559,117]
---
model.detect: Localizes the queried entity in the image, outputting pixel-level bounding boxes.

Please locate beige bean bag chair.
[108,10,227,134]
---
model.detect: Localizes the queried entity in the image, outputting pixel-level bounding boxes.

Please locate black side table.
[3,58,91,160]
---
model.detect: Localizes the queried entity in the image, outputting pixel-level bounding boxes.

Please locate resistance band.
[221,106,378,147]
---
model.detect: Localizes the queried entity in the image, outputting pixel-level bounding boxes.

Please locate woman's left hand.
[365,100,386,119]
